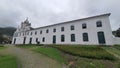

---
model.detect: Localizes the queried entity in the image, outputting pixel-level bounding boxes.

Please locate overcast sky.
[0,0,120,30]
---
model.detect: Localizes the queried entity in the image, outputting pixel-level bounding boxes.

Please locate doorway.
[97,32,106,44]
[53,35,56,44]
[13,38,16,44]
[23,37,26,44]
[29,38,32,44]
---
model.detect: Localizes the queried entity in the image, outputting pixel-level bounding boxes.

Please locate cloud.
[0,0,120,30]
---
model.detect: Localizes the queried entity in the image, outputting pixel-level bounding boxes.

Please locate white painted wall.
[113,37,120,45]
[12,14,115,45]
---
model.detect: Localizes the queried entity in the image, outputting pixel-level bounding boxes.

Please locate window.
[36,38,38,42]
[83,33,89,41]
[30,32,32,35]
[53,28,56,32]
[20,33,21,36]
[35,31,37,35]
[46,29,49,33]
[23,32,24,36]
[27,32,29,35]
[61,35,65,42]
[96,21,102,27]
[42,37,45,42]
[82,23,87,29]
[71,34,75,42]
[71,25,74,30]
[16,33,17,37]
[40,30,42,34]
[25,32,26,35]
[61,27,64,31]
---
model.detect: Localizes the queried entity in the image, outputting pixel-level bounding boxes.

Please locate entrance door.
[13,38,16,44]
[23,37,26,44]
[29,38,32,44]
[53,35,56,44]
[97,32,106,44]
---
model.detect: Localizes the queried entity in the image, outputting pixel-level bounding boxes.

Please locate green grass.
[102,47,120,68]
[114,45,120,50]
[0,55,18,68]
[17,45,65,63]
[0,46,18,68]
[50,45,115,60]
[33,47,65,63]
[103,47,120,59]
[17,45,38,49]
[0,46,5,50]
[76,58,116,68]
[17,44,120,68]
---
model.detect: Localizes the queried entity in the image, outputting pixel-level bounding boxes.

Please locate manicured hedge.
[50,45,115,60]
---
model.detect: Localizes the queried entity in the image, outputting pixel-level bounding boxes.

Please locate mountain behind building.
[0,27,16,36]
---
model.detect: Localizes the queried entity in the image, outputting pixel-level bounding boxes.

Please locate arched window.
[83,33,89,41]
[71,25,74,30]
[82,23,87,29]
[96,21,102,27]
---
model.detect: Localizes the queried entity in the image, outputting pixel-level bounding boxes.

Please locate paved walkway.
[0,45,67,68]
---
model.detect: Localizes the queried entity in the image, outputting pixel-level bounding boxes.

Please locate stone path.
[0,45,67,68]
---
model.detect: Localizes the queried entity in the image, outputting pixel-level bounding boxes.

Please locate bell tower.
[18,18,32,32]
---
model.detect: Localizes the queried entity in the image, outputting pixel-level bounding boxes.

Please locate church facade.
[12,13,118,45]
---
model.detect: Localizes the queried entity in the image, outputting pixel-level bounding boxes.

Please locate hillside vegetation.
[0,27,16,36]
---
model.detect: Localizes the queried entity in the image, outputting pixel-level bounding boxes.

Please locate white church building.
[12,13,120,45]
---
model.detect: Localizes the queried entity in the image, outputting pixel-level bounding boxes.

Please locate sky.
[0,0,120,30]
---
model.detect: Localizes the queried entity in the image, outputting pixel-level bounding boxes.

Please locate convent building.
[12,13,120,45]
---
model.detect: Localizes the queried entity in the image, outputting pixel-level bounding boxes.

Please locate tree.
[116,28,120,37]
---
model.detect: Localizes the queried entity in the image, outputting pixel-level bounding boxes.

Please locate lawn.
[0,46,18,68]
[0,55,18,68]
[50,45,115,60]
[33,47,65,63]
[17,44,120,68]
[0,45,5,50]
[17,45,65,63]
[114,45,120,50]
